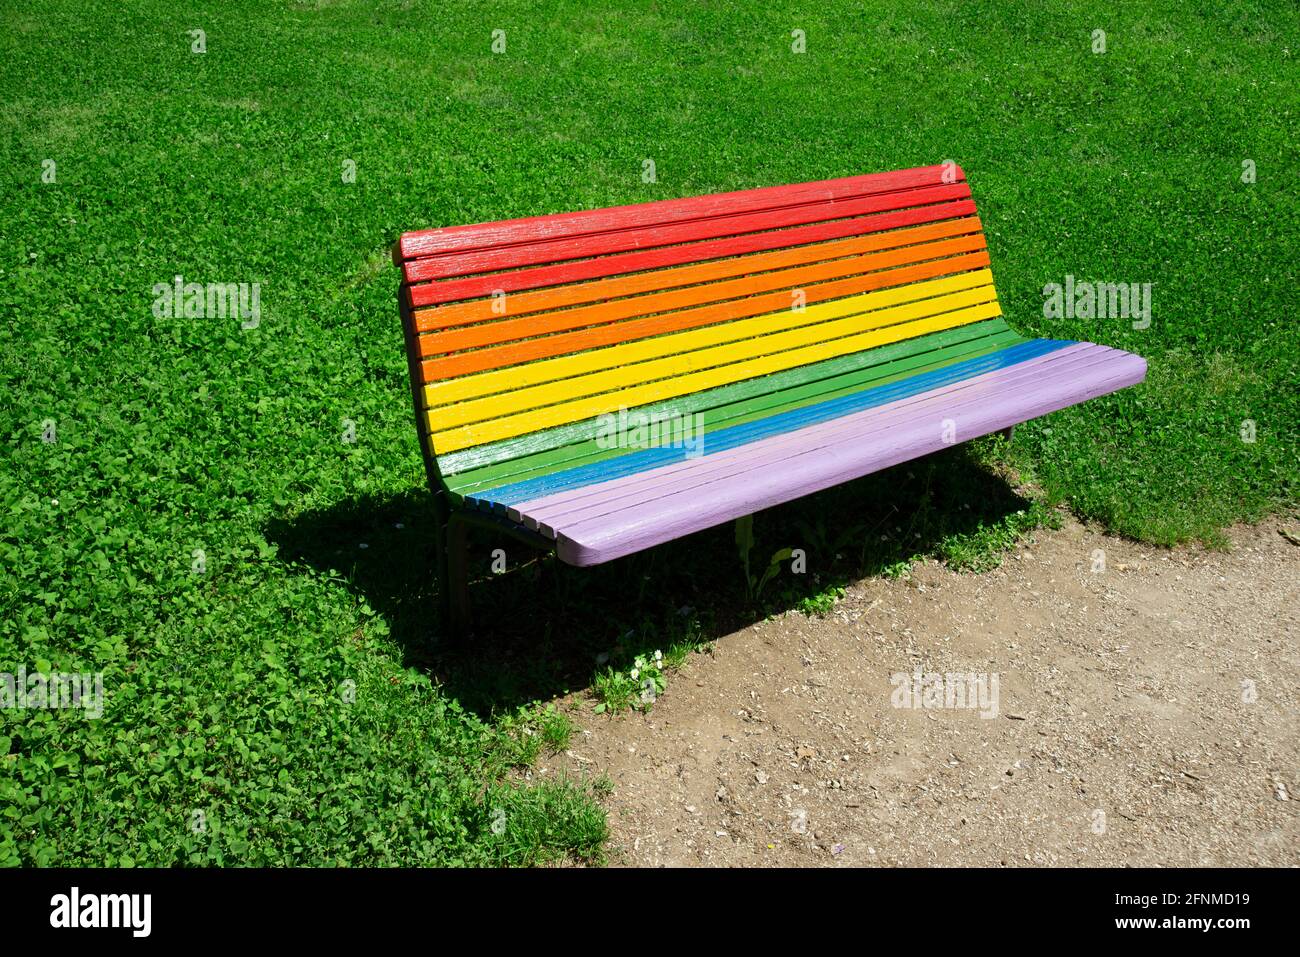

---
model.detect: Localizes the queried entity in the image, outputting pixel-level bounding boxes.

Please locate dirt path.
[548,516,1299,866]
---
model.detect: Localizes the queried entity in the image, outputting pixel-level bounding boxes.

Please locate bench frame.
[397,292,545,633]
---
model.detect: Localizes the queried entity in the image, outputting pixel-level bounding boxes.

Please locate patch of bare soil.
[548,516,1299,866]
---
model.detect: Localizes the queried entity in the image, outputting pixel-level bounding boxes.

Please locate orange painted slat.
[420,249,993,382]
[418,234,987,361]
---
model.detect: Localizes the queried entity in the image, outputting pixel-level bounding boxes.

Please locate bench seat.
[464,339,1145,564]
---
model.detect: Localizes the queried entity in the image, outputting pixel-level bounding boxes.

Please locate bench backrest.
[395,163,1004,501]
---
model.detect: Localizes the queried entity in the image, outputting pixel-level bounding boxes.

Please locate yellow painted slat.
[428,283,998,433]
[429,298,1002,453]
[423,269,995,410]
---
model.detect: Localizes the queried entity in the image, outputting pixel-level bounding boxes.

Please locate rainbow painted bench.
[394,164,1146,633]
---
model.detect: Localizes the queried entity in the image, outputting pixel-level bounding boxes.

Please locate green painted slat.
[444,320,1023,497]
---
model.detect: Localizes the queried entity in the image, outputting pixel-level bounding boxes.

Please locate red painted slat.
[407,198,977,305]
[403,182,972,283]
[398,164,963,261]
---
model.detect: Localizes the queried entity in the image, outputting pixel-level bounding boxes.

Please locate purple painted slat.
[515,343,1110,528]
[521,346,1114,534]
[545,346,1145,566]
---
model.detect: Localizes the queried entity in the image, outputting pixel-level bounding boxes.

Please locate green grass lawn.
[1,0,1296,866]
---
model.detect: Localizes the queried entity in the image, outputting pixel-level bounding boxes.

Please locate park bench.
[393,164,1146,634]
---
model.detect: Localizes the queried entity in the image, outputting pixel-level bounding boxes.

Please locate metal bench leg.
[430,492,452,637]
[445,511,472,639]
[1000,425,1015,442]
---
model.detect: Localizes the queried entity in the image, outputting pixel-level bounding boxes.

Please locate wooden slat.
[424,269,996,413]
[439,317,1018,484]
[544,346,1147,565]
[428,299,1003,453]
[418,231,987,363]
[407,199,977,306]
[422,253,994,384]
[532,346,1128,539]
[401,182,972,282]
[421,250,992,383]
[413,216,982,331]
[493,340,1082,522]
[399,164,962,261]
[446,325,1027,500]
